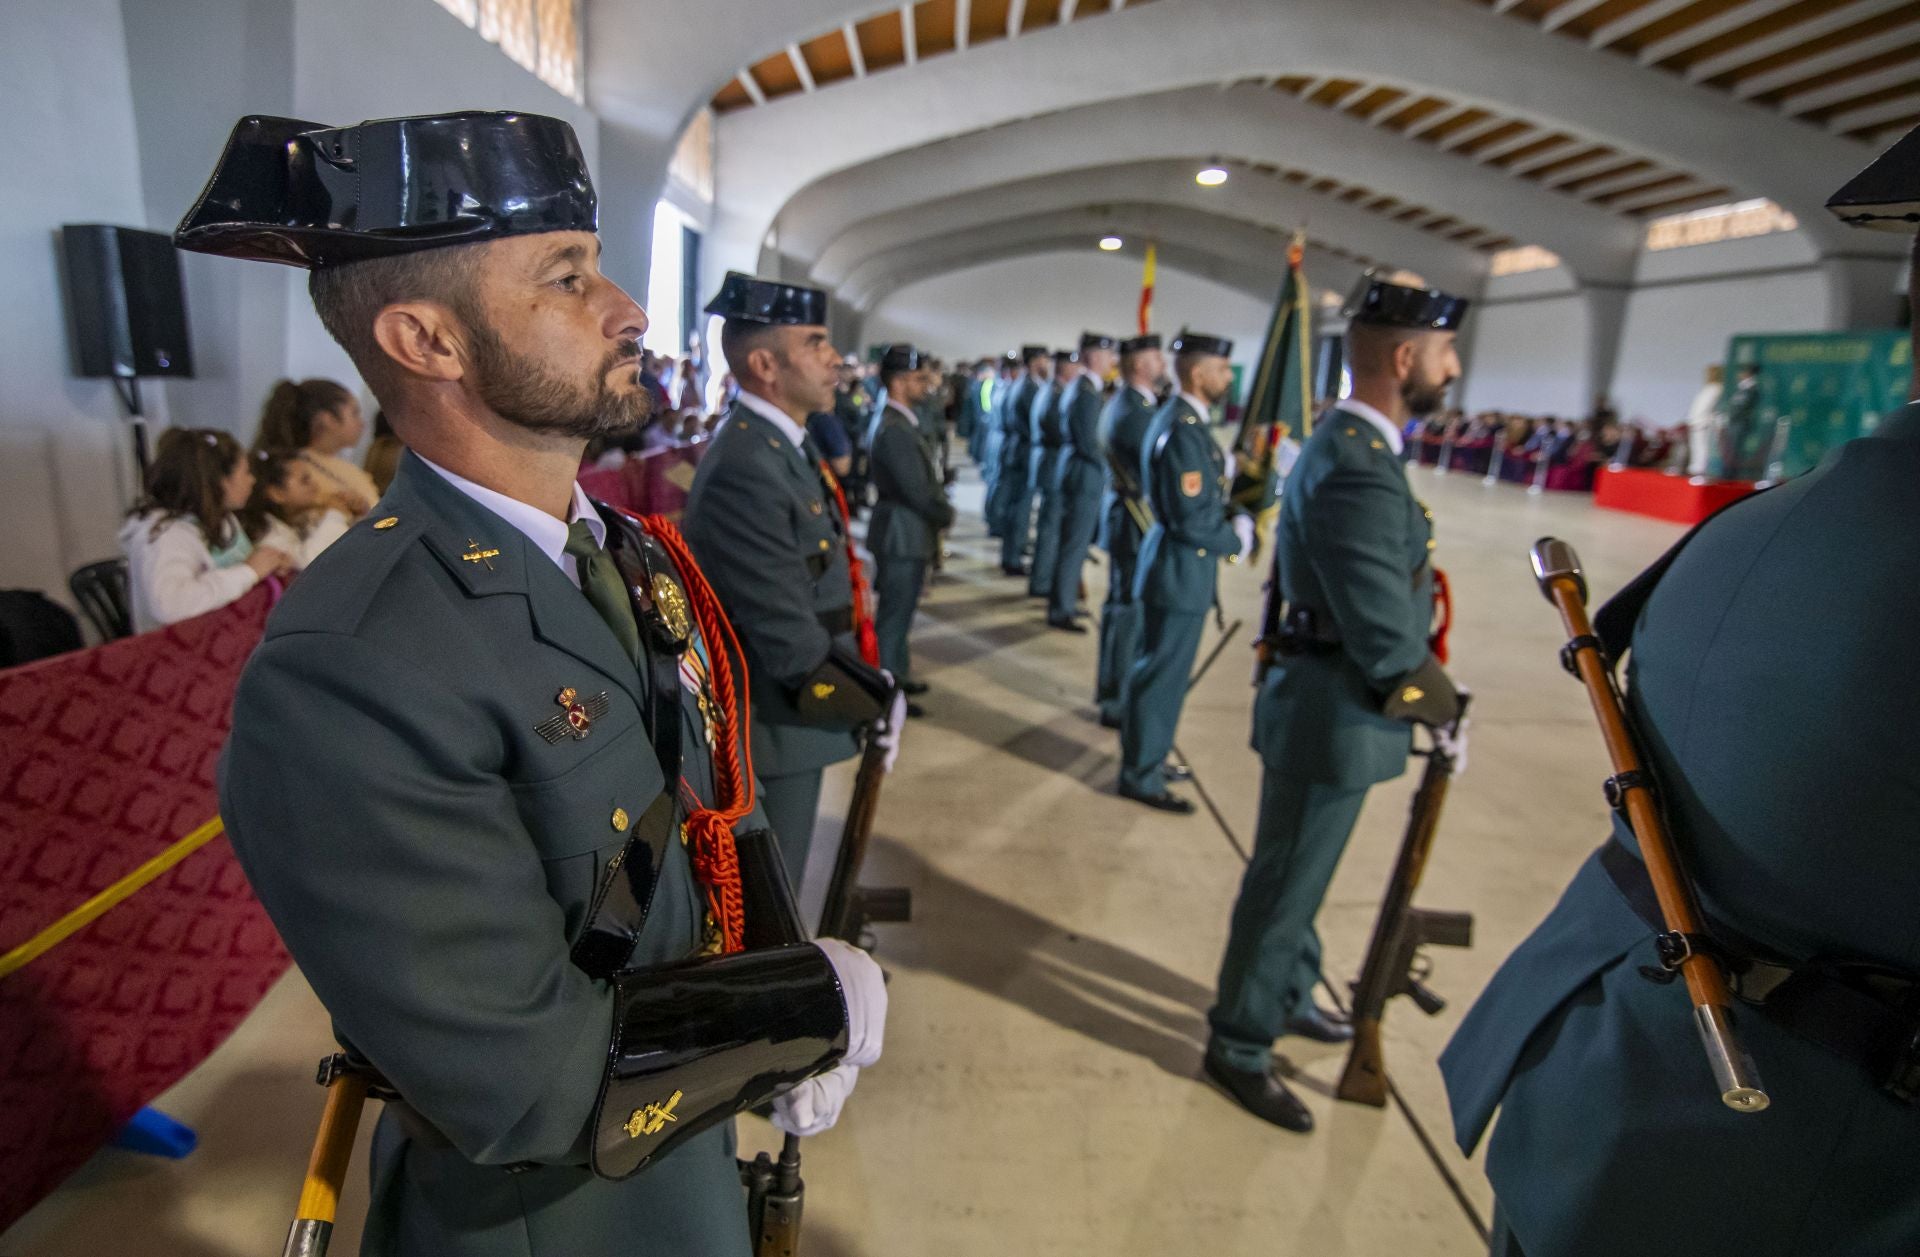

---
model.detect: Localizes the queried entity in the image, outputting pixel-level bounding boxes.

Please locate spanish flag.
[1137,243,1156,335]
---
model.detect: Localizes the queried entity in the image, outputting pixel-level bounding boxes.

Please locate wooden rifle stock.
[819,726,907,943]
[1335,716,1473,1107]
[1529,538,1768,1112]
[283,1056,374,1257]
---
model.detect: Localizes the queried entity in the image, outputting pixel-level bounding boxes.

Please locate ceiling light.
[1099,235,1124,251]
[1196,166,1229,187]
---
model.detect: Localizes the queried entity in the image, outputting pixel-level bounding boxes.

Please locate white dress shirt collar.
[886,398,919,425]
[736,387,811,450]
[417,453,603,583]
[1176,390,1213,419]
[1335,397,1406,456]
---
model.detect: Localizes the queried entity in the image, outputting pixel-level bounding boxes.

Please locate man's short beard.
[464,314,649,440]
[1402,373,1450,417]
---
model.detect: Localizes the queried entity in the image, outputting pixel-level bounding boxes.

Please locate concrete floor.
[4,455,1683,1256]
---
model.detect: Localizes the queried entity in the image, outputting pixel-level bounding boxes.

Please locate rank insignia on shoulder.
[535,687,611,743]
[623,1089,682,1139]
[1181,471,1203,497]
[462,538,501,570]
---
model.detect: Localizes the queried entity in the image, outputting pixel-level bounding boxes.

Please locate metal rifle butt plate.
[1529,538,1587,606]
[283,1218,333,1257]
[1694,1003,1770,1112]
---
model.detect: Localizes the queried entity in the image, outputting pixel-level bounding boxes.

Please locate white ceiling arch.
[710,0,1884,287]
[840,202,1369,309]
[808,157,1490,296]
[773,85,1640,285]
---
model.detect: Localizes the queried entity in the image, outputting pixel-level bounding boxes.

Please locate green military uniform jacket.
[1442,404,1920,1257]
[1252,406,1436,787]
[1134,396,1241,608]
[1098,385,1156,561]
[869,401,955,561]
[683,399,862,779]
[219,452,764,1256]
[1058,376,1106,502]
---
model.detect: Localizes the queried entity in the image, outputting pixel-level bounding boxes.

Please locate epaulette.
[259,511,427,639]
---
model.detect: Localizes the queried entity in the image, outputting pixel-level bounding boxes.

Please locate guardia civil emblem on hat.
[1121,333,1162,354]
[1170,332,1234,358]
[1051,348,1077,362]
[1343,272,1471,331]
[175,111,596,269]
[1826,122,1920,232]
[703,271,829,326]
[1079,332,1119,352]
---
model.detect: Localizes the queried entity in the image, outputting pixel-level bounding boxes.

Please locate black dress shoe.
[1001,564,1028,577]
[1161,760,1193,783]
[899,678,930,696]
[1046,617,1089,634]
[905,701,927,719]
[1119,786,1195,814]
[1098,710,1122,730]
[1282,1005,1353,1044]
[1203,1053,1315,1133]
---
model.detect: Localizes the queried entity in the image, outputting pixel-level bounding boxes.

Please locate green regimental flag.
[1231,234,1313,516]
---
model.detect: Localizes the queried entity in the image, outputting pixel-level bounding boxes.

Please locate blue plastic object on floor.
[113,1107,198,1159]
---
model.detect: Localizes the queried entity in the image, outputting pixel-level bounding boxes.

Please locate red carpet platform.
[1594,466,1757,525]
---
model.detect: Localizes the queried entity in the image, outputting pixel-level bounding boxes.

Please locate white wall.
[0,0,154,600]
[1460,293,1591,419]
[864,251,1271,376]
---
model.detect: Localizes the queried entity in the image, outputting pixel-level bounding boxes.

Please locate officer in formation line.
[868,344,958,712]
[195,109,888,1256]
[1045,333,1118,632]
[990,345,1050,575]
[977,352,1017,512]
[1094,334,1166,727]
[1441,129,1920,1257]
[961,358,995,467]
[1026,348,1081,599]
[1117,334,1255,812]
[1203,274,1467,1131]
[683,273,896,886]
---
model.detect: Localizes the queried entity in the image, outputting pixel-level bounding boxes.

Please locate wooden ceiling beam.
[955,0,972,49]
[1587,0,1698,51]
[1636,0,1805,67]
[1779,59,1920,115]
[1733,16,1920,96]
[1435,114,1515,152]
[901,4,918,63]
[1007,0,1027,38]
[786,44,817,92]
[1827,86,1920,132]
[1694,0,1916,82]
[1539,0,1613,35]
[843,22,867,77]
[735,68,768,107]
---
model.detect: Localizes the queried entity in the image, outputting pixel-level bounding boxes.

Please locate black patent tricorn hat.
[879,343,927,373]
[704,271,829,325]
[1170,332,1233,358]
[1826,123,1920,232]
[1079,332,1119,352]
[1020,344,1049,362]
[1343,273,1471,331]
[175,111,597,269]
[1121,334,1162,354]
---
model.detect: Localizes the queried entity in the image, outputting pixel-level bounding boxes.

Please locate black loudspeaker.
[58,224,194,380]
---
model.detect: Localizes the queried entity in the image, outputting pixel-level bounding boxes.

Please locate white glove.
[770,1063,861,1137]
[870,687,908,774]
[1434,714,1470,777]
[813,936,887,1068]
[1231,513,1256,559]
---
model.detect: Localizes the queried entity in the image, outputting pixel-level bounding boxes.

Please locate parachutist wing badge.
[535,687,612,744]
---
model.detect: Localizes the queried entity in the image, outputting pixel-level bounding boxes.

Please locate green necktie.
[564,519,641,663]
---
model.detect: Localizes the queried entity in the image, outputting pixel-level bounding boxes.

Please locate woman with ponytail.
[254,377,378,517]
[238,448,351,570]
[118,428,294,631]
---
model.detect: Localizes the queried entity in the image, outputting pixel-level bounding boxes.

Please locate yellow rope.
[0,816,225,981]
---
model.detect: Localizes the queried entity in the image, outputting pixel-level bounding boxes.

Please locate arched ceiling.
[777,86,1641,283]
[702,0,1906,292]
[811,159,1489,301]
[845,206,1370,310]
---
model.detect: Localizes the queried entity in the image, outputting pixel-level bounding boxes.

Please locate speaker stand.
[111,374,151,486]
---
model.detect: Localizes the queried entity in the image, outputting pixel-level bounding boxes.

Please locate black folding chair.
[69,558,134,642]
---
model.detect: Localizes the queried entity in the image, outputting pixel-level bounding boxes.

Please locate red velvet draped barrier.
[0,443,708,1232]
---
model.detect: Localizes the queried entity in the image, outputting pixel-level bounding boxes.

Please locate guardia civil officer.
[683,273,898,886]
[980,354,1018,531]
[1440,130,1920,1257]
[1046,333,1117,631]
[1094,335,1165,726]
[992,345,1050,574]
[196,111,887,1256]
[963,358,995,466]
[868,344,956,709]
[1027,348,1081,598]
[1117,334,1254,811]
[1204,273,1466,1131]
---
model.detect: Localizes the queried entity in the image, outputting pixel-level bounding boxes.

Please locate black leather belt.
[1599,837,1920,1103]
[1273,606,1340,656]
[817,606,853,636]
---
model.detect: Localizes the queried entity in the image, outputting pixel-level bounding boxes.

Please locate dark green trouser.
[1206,767,1369,1070]
[759,768,825,888]
[1048,481,1101,623]
[874,555,926,682]
[1118,604,1205,796]
[1027,449,1062,596]
[1489,1204,1526,1257]
[1096,601,1140,722]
